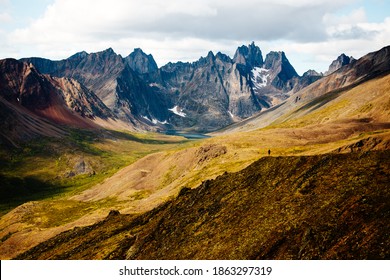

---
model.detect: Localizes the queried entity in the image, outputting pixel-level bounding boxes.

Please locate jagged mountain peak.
[215,52,232,63]
[338,53,355,63]
[264,51,298,77]
[103,47,115,54]
[206,50,215,59]
[196,51,216,66]
[302,69,322,77]
[132,47,144,54]
[89,48,120,61]
[264,51,284,67]
[125,48,158,74]
[233,42,263,68]
[325,53,356,75]
[68,51,88,60]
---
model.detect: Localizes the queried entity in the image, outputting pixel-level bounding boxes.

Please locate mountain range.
[0,42,331,137]
[0,43,389,260]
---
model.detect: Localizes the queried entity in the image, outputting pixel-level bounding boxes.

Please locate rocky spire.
[233,42,263,68]
[325,53,355,75]
[125,48,158,74]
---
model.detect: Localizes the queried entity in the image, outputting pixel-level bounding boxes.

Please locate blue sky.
[1,0,389,74]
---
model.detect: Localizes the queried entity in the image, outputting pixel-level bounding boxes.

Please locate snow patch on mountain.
[169,105,186,117]
[251,67,270,88]
[142,115,168,125]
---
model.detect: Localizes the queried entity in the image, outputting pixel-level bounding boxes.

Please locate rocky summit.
[325,53,356,76]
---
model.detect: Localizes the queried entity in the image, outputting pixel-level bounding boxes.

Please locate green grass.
[0,128,190,216]
[20,198,120,228]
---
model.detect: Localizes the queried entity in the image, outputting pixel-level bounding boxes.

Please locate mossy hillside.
[0,128,189,215]
[16,150,390,260]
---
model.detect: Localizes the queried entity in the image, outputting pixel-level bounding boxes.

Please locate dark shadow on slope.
[0,175,64,215]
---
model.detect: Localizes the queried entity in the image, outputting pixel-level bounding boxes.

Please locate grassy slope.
[0,129,188,214]
[0,129,191,258]
[16,150,390,260]
[269,74,390,128]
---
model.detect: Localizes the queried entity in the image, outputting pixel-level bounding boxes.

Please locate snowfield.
[141,115,168,125]
[251,67,270,88]
[169,105,186,117]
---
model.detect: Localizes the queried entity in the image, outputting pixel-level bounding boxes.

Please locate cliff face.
[124,48,158,74]
[325,53,356,75]
[156,50,262,131]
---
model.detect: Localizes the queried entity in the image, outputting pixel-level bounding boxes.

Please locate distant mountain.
[148,48,264,131]
[22,49,170,130]
[21,43,318,132]
[0,59,113,145]
[142,43,311,131]
[124,48,158,75]
[250,51,300,106]
[233,41,264,68]
[325,53,356,76]
[294,70,323,92]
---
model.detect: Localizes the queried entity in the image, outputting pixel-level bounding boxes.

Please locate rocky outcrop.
[124,48,158,74]
[294,70,323,92]
[233,41,264,69]
[325,53,355,75]
[334,136,390,153]
[64,158,95,178]
[263,51,299,91]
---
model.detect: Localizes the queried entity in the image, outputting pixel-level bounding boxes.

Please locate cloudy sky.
[0,0,389,74]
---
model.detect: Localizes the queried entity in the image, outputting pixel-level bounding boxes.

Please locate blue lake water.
[165,131,211,139]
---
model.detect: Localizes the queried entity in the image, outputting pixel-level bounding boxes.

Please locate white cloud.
[7,0,349,54]
[0,0,11,23]
[2,0,389,75]
[271,16,390,74]
[0,11,11,22]
[323,7,367,26]
[324,7,377,40]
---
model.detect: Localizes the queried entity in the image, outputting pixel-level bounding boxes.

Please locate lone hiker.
[268,149,271,156]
